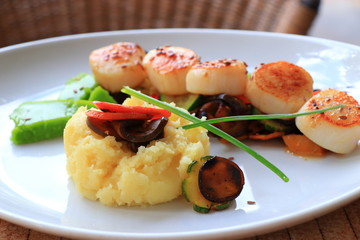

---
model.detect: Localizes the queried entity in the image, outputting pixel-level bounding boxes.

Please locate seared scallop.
[246,61,313,114]
[89,42,147,92]
[142,45,200,95]
[186,59,248,95]
[296,89,360,154]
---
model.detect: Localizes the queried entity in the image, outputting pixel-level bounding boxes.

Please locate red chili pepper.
[236,95,251,104]
[313,90,321,95]
[93,101,171,119]
[150,94,160,100]
[86,110,153,120]
[86,117,118,137]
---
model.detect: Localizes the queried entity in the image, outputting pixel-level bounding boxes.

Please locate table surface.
[1,197,360,240]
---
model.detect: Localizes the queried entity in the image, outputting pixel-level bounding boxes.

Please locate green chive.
[182,105,345,130]
[121,86,289,182]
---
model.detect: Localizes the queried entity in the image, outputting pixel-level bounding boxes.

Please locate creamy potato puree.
[64,97,210,206]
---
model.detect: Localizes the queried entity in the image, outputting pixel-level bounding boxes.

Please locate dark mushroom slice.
[87,115,168,153]
[198,156,245,203]
[109,91,130,104]
[127,131,165,152]
[216,93,251,115]
[197,101,242,136]
[128,142,146,153]
[86,117,119,138]
[112,117,168,143]
[196,94,251,137]
[197,100,222,119]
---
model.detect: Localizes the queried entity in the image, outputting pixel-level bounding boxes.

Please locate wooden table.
[1,198,360,240]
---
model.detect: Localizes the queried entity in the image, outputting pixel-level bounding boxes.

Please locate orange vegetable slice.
[282,134,327,157]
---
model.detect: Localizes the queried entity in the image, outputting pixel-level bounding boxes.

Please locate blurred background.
[1,0,359,48]
[1,0,359,47]
[0,0,360,47]
[309,0,360,45]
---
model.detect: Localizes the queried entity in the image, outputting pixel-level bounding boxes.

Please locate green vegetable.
[160,93,202,111]
[88,86,117,103]
[181,105,345,130]
[251,107,295,133]
[58,73,98,100]
[182,156,229,213]
[182,160,211,213]
[213,202,230,210]
[9,100,95,144]
[121,86,289,182]
[262,119,294,133]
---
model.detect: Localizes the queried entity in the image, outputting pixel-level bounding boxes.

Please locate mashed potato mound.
[64,97,210,206]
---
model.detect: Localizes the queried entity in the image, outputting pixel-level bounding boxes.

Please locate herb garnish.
[122,86,344,183]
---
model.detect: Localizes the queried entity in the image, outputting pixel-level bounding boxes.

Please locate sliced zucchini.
[193,204,210,213]
[263,119,293,133]
[182,159,213,213]
[252,107,295,133]
[182,156,234,213]
[160,93,202,111]
[212,202,230,211]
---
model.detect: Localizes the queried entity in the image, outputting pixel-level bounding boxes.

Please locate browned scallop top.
[253,61,313,99]
[91,42,144,64]
[305,89,360,127]
[192,59,244,69]
[148,46,199,74]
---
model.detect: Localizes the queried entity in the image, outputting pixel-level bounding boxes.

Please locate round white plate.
[0,29,359,240]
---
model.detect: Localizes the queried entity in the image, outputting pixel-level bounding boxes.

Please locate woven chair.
[0,0,320,48]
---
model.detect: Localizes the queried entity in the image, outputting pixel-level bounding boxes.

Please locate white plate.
[0,29,359,240]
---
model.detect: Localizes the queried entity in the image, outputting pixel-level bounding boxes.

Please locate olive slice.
[113,117,168,143]
[86,117,118,138]
[217,93,251,115]
[196,94,251,137]
[198,156,244,203]
[109,91,129,104]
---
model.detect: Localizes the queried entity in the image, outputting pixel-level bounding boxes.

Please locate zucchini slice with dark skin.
[199,156,244,203]
[182,158,213,213]
[182,155,245,213]
[251,107,297,133]
[160,93,202,111]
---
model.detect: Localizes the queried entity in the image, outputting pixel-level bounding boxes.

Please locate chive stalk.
[122,87,289,182]
[182,105,345,130]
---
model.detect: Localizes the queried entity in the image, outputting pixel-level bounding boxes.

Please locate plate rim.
[2,28,360,54]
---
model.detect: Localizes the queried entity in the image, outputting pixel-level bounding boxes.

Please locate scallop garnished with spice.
[89,42,147,92]
[296,88,360,154]
[246,61,313,114]
[142,45,200,95]
[186,59,248,95]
